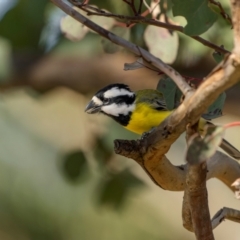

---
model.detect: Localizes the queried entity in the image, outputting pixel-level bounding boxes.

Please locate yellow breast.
[124,103,171,134]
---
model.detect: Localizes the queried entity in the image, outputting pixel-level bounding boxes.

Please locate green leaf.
[94,136,113,166]
[202,92,226,120]
[97,169,144,209]
[62,150,89,183]
[208,1,222,15]
[156,76,178,110]
[172,0,218,36]
[157,76,225,118]
[0,37,11,80]
[0,0,48,51]
[212,50,224,63]
[186,125,225,164]
[131,24,147,48]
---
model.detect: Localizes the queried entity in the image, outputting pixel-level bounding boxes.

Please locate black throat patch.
[109,112,132,126]
[103,95,135,126]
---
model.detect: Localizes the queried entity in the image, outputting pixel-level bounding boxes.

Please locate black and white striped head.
[85,83,136,125]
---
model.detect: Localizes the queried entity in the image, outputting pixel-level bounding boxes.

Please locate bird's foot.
[141,127,157,140]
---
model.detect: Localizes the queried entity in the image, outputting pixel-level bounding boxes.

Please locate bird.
[85,83,240,160]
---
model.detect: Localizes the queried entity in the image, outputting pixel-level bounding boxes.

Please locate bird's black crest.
[95,83,132,100]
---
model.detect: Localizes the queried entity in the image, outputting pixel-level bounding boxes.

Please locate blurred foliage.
[0,0,234,79]
[0,0,48,52]
[93,136,113,166]
[187,125,225,164]
[96,168,144,209]
[172,0,218,35]
[62,150,90,183]
[0,37,11,80]
[0,88,192,240]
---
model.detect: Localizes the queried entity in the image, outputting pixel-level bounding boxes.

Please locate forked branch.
[51,0,192,96]
[51,0,240,234]
[69,0,230,54]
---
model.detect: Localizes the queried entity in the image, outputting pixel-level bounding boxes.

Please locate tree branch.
[70,0,230,54]
[212,207,240,229]
[51,0,192,96]
[231,0,240,55]
[137,0,143,15]
[51,1,240,235]
[122,0,138,15]
[209,0,232,26]
[139,55,240,171]
[185,162,214,240]
[51,0,240,192]
[115,138,240,191]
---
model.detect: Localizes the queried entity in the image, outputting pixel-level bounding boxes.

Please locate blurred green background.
[0,0,239,239]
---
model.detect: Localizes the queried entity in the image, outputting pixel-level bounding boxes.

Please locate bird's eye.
[103,98,109,104]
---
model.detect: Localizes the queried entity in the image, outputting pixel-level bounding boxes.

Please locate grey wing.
[136,89,168,111]
[150,97,168,111]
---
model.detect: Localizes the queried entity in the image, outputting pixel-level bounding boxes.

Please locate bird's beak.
[85,100,101,114]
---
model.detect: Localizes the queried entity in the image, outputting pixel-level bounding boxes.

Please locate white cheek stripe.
[104,88,134,98]
[92,96,103,105]
[102,103,135,116]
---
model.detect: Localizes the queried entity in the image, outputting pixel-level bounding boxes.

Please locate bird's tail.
[220,138,240,160]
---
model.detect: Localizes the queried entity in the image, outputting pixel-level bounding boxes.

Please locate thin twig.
[52,0,240,185]
[131,0,138,15]
[115,9,150,27]
[212,207,240,229]
[209,0,232,26]
[52,0,192,95]
[192,36,228,54]
[138,0,143,14]
[69,0,230,54]
[123,0,138,15]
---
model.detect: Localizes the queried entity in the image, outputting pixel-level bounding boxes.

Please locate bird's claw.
[141,127,157,140]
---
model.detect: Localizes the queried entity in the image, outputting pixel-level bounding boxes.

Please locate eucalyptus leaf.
[144,16,179,64]
[61,7,89,41]
[97,169,144,209]
[157,76,225,118]
[212,50,224,64]
[172,0,218,35]
[156,76,178,110]
[94,136,113,167]
[0,0,48,51]
[62,150,90,183]
[202,92,226,120]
